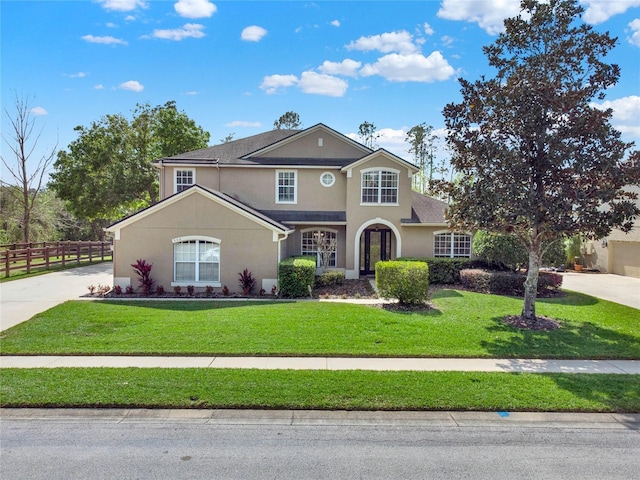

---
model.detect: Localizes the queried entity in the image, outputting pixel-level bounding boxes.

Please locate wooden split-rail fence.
[1,241,112,277]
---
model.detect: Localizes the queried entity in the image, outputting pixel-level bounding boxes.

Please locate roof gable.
[106,185,292,235]
[341,149,419,177]
[241,123,372,159]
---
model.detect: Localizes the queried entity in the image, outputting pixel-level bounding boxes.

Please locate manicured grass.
[1,369,638,412]
[1,290,638,359]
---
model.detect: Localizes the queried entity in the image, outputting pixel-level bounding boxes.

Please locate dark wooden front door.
[360,228,392,275]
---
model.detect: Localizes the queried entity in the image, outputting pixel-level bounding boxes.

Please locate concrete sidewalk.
[1,355,638,374]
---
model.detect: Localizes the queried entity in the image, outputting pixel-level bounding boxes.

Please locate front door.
[360,228,392,275]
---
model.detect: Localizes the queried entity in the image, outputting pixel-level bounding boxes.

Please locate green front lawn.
[2,290,638,358]
[1,369,638,412]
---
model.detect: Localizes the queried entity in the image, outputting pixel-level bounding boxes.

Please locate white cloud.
[174,0,217,18]
[581,0,640,24]
[225,120,262,127]
[98,0,146,12]
[183,91,199,95]
[106,22,117,28]
[346,30,418,55]
[67,72,87,78]
[94,84,105,90]
[125,15,136,22]
[241,25,267,42]
[260,74,298,94]
[119,80,144,92]
[360,51,455,83]
[592,95,640,142]
[423,22,435,35]
[82,34,128,45]
[628,18,640,46]
[151,23,205,41]
[437,0,520,35]
[30,106,48,116]
[331,20,341,27]
[298,71,348,97]
[318,59,361,77]
[593,95,640,121]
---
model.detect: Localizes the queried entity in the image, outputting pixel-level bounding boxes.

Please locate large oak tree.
[50,101,209,237]
[438,0,640,324]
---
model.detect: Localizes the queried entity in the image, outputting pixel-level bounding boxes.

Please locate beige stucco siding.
[343,154,416,275]
[112,192,281,293]
[259,130,366,159]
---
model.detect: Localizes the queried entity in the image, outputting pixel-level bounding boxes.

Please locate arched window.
[361,168,399,204]
[301,229,337,268]
[433,232,472,258]
[172,236,221,285]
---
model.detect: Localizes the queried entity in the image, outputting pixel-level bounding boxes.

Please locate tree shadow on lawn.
[481,316,640,359]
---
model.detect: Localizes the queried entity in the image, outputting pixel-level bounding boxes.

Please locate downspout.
[214,158,220,191]
[276,229,295,289]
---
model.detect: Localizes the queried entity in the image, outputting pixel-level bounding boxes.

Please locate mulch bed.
[502,315,561,331]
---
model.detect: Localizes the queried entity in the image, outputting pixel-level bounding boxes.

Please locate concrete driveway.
[0,262,112,332]
[561,272,640,310]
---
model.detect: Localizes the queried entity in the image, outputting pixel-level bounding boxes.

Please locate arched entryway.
[354,220,401,276]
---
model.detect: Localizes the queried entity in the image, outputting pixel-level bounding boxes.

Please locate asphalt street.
[1,410,639,480]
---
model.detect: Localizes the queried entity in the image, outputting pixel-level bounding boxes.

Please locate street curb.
[2,408,639,429]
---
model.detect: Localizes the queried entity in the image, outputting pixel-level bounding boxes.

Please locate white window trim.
[174,168,196,194]
[320,171,335,187]
[432,230,472,258]
[171,236,221,287]
[275,169,297,204]
[301,228,338,268]
[360,167,400,206]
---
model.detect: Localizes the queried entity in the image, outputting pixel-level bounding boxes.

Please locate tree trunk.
[521,247,541,322]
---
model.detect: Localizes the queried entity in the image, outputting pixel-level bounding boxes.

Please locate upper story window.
[276,170,297,204]
[175,169,195,194]
[434,232,472,258]
[172,236,220,285]
[320,172,335,187]
[361,169,398,205]
[301,229,337,268]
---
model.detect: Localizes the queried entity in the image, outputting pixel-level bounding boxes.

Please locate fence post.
[26,248,31,274]
[89,242,93,263]
[3,250,9,278]
[62,244,66,267]
[45,246,50,269]
[76,242,81,265]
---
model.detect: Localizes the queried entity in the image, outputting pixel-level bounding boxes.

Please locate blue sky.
[2,0,639,179]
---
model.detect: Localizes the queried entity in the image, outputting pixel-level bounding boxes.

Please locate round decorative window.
[320,172,335,187]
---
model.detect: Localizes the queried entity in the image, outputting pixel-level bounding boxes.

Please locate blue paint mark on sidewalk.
[497,411,510,417]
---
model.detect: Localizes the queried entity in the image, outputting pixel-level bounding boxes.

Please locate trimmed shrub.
[315,270,345,287]
[278,256,316,297]
[376,260,429,305]
[397,257,505,284]
[460,269,563,296]
[472,231,527,271]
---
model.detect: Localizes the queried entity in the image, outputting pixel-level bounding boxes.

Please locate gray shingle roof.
[401,192,448,224]
[157,129,301,165]
[258,210,347,224]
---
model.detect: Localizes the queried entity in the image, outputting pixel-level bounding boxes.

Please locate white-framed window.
[433,232,472,258]
[301,229,337,268]
[172,236,221,285]
[320,171,335,187]
[175,169,195,193]
[361,169,399,204]
[276,170,297,204]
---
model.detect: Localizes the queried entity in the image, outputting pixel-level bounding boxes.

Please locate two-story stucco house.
[106,123,472,292]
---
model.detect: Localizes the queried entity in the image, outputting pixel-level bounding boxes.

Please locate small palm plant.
[238,268,257,295]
